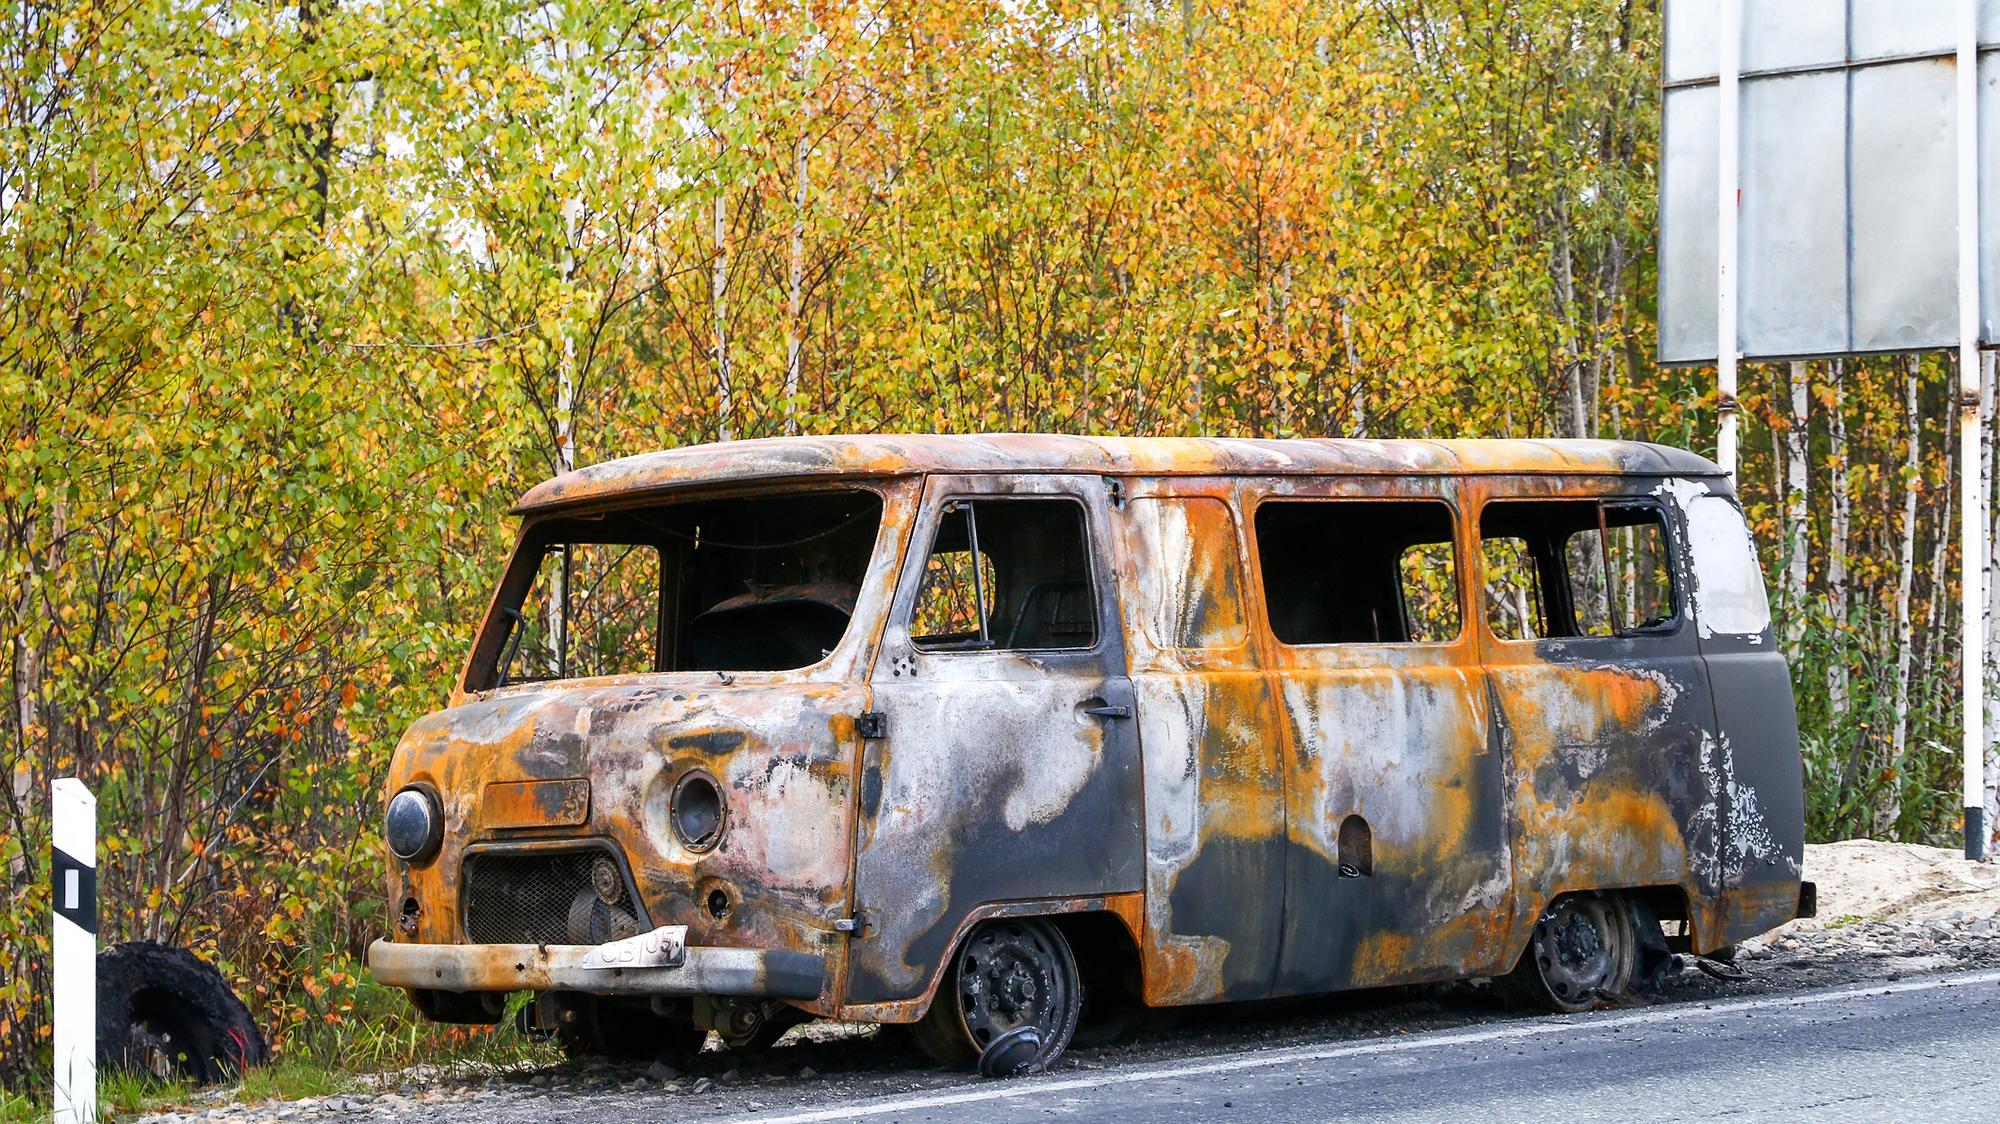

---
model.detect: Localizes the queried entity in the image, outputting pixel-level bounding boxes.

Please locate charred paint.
[844,472,1144,1007]
[374,436,1805,1032]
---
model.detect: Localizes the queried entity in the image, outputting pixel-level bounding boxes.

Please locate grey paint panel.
[1740,72,1847,357]
[1660,85,1721,365]
[1850,60,1959,352]
[1663,0,1718,86]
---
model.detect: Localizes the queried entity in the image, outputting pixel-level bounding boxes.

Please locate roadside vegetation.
[3,0,1992,1105]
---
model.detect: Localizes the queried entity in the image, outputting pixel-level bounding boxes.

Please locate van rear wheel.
[912,918,1081,1073]
[1501,892,1636,1013]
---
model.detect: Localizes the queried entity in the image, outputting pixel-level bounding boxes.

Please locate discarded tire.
[97,941,267,1083]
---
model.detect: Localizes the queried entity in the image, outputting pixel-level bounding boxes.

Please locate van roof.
[513,435,1724,514]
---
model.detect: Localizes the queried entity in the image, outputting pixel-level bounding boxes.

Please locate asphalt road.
[718,969,2000,1124]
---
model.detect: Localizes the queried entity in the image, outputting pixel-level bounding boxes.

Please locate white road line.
[738,969,2000,1123]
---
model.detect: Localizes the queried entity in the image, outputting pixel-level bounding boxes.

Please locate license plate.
[579,924,687,970]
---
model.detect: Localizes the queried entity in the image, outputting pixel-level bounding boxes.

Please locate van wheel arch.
[1500,890,1639,1012]
[911,916,1082,1070]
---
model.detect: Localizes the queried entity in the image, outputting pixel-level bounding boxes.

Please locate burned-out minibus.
[368,435,1813,1072]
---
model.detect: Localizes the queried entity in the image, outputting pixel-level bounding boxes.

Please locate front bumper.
[367,936,826,1001]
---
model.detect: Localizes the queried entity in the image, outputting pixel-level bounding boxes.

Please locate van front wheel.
[912,918,1081,1073]
[1500,892,1636,1013]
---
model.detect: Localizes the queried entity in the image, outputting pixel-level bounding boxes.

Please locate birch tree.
[1882,356,1923,835]
[1783,360,1809,650]
[1825,361,1851,711]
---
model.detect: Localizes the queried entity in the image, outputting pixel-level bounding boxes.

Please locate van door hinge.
[856,712,888,740]
[834,913,867,935]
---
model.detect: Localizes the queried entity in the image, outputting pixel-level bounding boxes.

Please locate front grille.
[461,847,649,945]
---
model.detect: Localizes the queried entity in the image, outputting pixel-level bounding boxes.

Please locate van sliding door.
[1251,478,1512,993]
[1120,479,1288,1005]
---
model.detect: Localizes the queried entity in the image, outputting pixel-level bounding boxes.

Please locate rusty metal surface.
[511,436,1724,514]
[379,436,1804,1029]
[366,937,825,1000]
[480,779,592,830]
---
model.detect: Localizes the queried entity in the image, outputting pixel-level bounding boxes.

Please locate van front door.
[845,474,1143,1008]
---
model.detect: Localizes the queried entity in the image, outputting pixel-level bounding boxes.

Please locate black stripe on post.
[50,846,96,934]
[1970,807,1987,862]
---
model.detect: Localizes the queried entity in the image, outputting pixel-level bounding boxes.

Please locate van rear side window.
[1253,500,1461,645]
[1480,500,1675,641]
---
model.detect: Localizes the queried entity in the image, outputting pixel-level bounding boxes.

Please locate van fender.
[1502,883,1695,978]
[837,893,1143,1023]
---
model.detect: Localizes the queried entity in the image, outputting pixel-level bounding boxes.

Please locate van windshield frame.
[468,486,887,691]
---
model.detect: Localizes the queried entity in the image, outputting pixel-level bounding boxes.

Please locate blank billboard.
[1659,0,2000,363]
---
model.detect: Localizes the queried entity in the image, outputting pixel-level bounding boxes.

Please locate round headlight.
[386,787,442,863]
[670,771,725,852]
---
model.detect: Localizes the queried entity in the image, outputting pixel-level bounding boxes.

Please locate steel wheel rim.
[1530,896,1626,1008]
[954,922,1074,1052]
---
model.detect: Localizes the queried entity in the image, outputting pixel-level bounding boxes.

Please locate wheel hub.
[1554,913,1605,968]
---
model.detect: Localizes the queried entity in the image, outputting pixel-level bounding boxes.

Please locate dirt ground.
[139,841,2000,1123]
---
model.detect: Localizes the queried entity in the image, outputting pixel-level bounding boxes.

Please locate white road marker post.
[1958,0,1985,862]
[52,778,97,1124]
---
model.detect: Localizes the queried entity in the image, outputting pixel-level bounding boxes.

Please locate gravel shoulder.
[141,841,2000,1124]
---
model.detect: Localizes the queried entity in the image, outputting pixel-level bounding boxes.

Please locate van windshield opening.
[485,489,883,686]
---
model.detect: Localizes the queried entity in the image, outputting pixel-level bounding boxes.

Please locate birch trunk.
[1784,360,1809,651]
[1923,404,1954,713]
[783,42,816,437]
[713,181,733,441]
[783,125,808,436]
[546,335,575,677]
[1609,352,1635,609]
[1338,303,1365,437]
[1827,360,1851,712]
[1881,355,1922,836]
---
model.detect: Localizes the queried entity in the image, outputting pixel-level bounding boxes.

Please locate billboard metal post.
[1961,0,1987,861]
[1716,0,1741,479]
[51,778,97,1124]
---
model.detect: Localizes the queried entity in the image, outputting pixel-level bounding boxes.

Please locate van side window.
[1480,501,1676,641]
[1253,500,1462,645]
[911,499,1097,651]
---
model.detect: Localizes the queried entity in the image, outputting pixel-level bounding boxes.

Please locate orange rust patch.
[1102,891,1145,947]
[482,779,591,829]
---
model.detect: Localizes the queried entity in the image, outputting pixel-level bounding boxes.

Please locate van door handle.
[1082,703,1131,720]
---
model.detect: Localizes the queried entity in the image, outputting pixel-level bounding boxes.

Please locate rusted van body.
[368,435,1810,1065]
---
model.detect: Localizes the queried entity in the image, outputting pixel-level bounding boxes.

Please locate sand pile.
[1791,838,2000,930]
